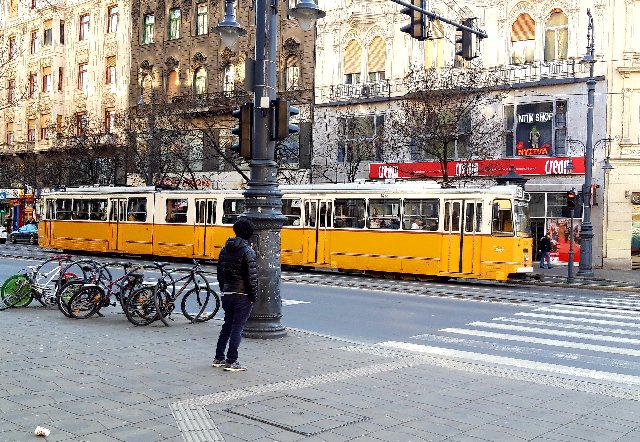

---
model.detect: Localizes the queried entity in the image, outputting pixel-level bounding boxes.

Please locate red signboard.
[369,157,585,180]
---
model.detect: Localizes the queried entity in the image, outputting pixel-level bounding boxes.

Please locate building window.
[195,3,208,35]
[42,66,52,92]
[7,79,15,103]
[6,123,14,145]
[168,8,181,40]
[40,114,51,140]
[284,55,299,91]
[167,70,179,98]
[105,108,115,133]
[78,63,88,90]
[44,20,52,45]
[60,21,65,44]
[79,14,90,41]
[344,39,362,84]
[544,9,568,62]
[28,119,36,142]
[106,56,116,85]
[367,36,386,83]
[194,67,207,95]
[425,21,445,68]
[58,67,64,91]
[29,73,38,98]
[30,30,39,54]
[10,0,17,16]
[76,112,87,135]
[337,115,379,163]
[143,14,155,44]
[223,64,235,94]
[511,13,535,64]
[107,5,119,33]
[56,115,63,135]
[504,101,567,157]
[8,37,16,59]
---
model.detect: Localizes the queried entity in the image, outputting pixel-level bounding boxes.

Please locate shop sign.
[0,189,21,199]
[631,192,640,205]
[515,102,553,156]
[369,156,585,179]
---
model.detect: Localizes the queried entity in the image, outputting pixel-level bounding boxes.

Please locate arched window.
[343,39,362,84]
[425,21,445,68]
[544,9,568,61]
[285,55,299,91]
[511,13,535,64]
[193,67,206,95]
[167,70,179,98]
[223,64,235,93]
[141,74,153,102]
[367,36,386,83]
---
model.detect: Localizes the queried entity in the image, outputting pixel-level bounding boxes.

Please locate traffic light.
[273,98,299,140]
[231,103,253,159]
[455,18,478,61]
[400,0,427,41]
[566,190,577,209]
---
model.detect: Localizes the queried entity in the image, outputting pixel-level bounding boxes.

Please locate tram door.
[194,199,216,257]
[303,200,332,264]
[443,200,462,273]
[461,200,483,274]
[443,200,482,274]
[109,198,128,251]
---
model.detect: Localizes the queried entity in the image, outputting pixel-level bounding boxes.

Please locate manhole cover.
[224,394,369,436]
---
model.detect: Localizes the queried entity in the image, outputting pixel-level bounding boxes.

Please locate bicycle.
[66,261,173,321]
[0,255,76,310]
[151,260,220,326]
[55,258,114,317]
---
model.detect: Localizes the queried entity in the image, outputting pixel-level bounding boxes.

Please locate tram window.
[368,199,400,229]
[127,198,147,222]
[89,199,108,221]
[334,199,365,229]
[110,199,127,222]
[465,203,475,233]
[444,201,461,232]
[166,199,188,223]
[55,199,72,220]
[72,200,90,220]
[282,199,301,226]
[475,203,483,232]
[45,200,55,220]
[403,199,439,231]
[492,199,514,235]
[222,198,245,224]
[196,200,216,224]
[305,201,316,227]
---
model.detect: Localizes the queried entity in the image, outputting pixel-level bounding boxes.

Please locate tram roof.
[43,182,525,198]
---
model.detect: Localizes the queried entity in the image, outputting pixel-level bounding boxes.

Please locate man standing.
[538,231,552,269]
[212,218,258,372]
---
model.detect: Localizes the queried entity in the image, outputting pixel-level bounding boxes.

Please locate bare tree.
[384,67,506,186]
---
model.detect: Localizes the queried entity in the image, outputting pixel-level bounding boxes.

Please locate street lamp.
[215,0,324,338]
[212,0,247,47]
[577,8,596,277]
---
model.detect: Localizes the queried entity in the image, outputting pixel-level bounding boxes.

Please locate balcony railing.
[490,58,595,85]
[328,80,391,102]
[169,90,252,111]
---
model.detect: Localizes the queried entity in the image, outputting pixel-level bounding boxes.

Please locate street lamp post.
[215,0,324,339]
[577,9,596,277]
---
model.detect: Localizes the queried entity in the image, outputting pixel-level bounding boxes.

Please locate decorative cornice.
[165,56,179,71]
[192,52,207,67]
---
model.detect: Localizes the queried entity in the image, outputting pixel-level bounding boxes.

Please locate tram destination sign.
[370,156,585,180]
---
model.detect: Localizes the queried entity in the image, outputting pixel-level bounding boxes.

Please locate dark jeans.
[540,251,551,268]
[215,294,252,364]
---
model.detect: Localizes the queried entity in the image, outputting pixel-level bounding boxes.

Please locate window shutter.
[512,14,535,41]
[344,40,362,75]
[367,36,385,73]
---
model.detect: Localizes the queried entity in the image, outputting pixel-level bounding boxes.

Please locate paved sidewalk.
[1,306,640,442]
[532,264,640,290]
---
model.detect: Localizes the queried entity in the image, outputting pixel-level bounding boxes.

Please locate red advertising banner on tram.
[369,157,585,180]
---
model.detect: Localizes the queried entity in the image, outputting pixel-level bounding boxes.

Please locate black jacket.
[217,237,258,302]
[539,236,552,253]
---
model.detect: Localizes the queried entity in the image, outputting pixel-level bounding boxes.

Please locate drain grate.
[224,394,369,436]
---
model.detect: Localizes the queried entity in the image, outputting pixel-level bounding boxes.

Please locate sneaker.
[211,359,226,368]
[224,361,247,372]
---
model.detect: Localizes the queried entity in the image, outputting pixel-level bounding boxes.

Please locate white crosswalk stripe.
[393,296,640,385]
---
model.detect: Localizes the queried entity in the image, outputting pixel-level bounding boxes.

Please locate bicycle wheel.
[56,279,88,318]
[181,287,220,322]
[124,286,159,326]
[67,285,104,319]
[0,274,33,309]
[153,284,175,327]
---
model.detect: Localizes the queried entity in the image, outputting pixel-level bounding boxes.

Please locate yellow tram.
[39,182,533,281]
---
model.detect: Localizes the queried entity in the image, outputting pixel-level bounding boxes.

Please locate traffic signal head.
[400,0,427,41]
[455,18,478,61]
[231,103,253,159]
[566,191,576,208]
[273,98,299,140]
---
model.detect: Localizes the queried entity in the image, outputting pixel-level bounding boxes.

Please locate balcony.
[491,58,597,86]
[169,90,252,115]
[327,80,391,102]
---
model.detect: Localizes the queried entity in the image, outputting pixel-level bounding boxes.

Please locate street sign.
[0,192,6,200]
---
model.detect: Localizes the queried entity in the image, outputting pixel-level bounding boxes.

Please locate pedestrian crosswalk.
[380,297,640,385]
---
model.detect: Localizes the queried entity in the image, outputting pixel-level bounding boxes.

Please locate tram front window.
[492,199,514,235]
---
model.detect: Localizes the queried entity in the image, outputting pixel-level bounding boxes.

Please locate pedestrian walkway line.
[466,321,640,345]
[536,306,640,320]
[514,312,640,328]
[492,317,639,336]
[441,327,640,357]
